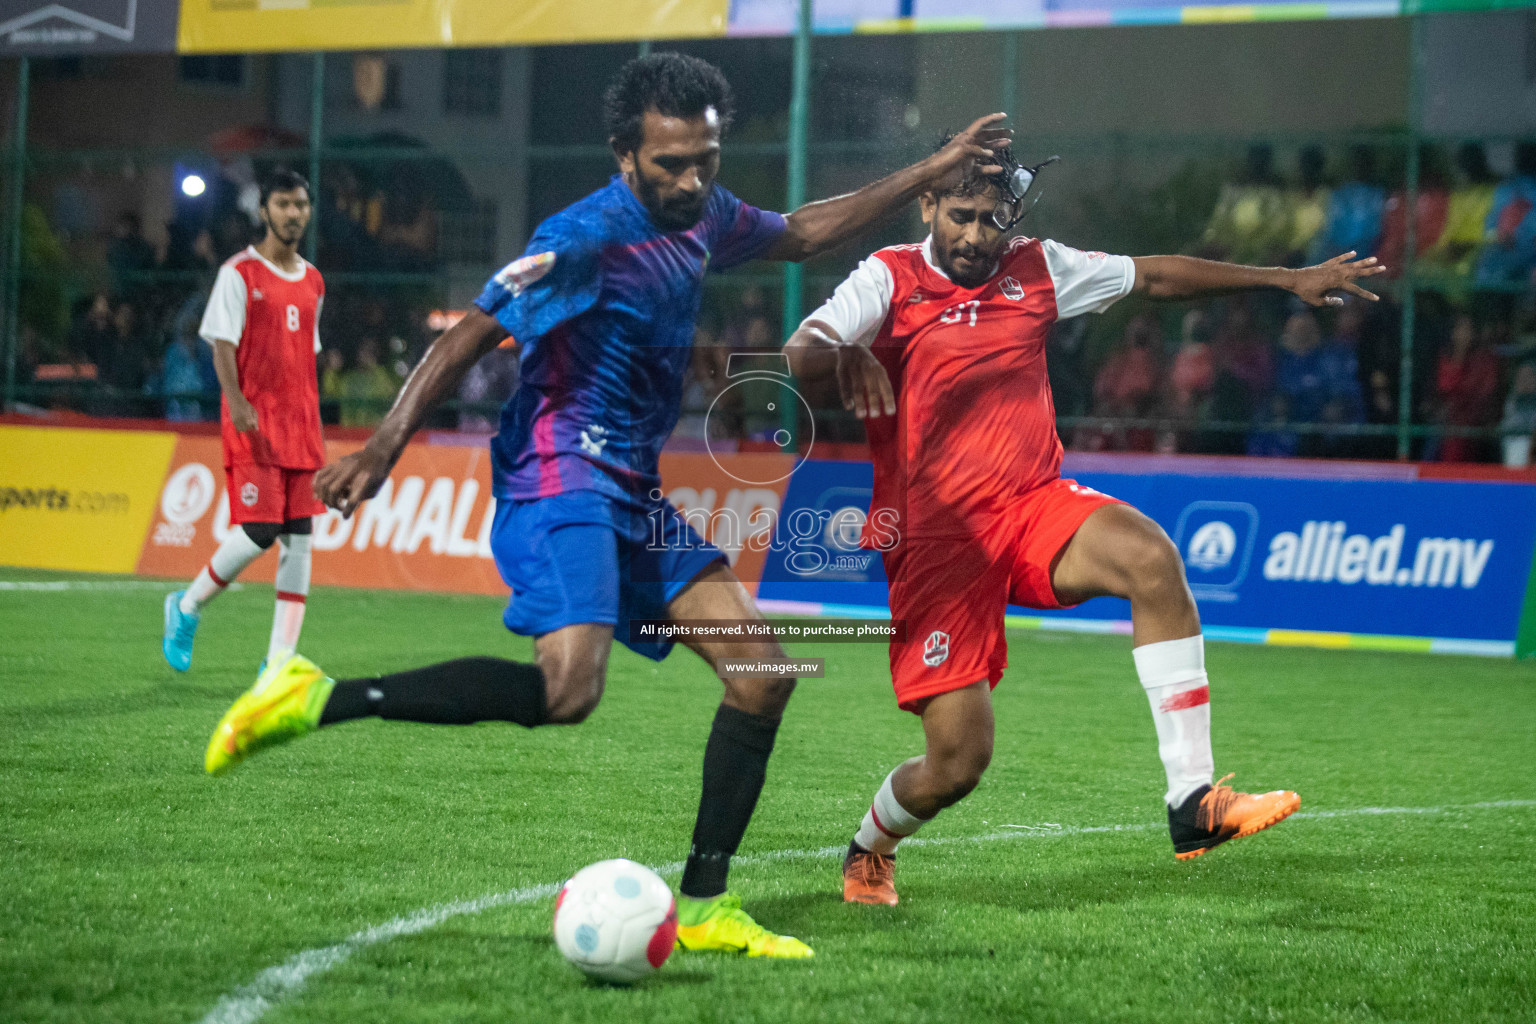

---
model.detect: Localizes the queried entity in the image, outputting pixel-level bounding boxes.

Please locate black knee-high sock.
[318,657,548,727]
[679,704,780,899]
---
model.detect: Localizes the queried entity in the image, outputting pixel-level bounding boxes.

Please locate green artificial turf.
[2,568,1533,1023]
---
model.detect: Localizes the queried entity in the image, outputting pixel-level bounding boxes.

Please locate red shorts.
[881,478,1123,713]
[225,463,326,525]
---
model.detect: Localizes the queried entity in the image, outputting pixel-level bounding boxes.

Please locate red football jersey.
[199,246,326,469]
[806,235,1135,542]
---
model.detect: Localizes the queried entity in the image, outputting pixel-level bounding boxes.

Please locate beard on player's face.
[929,193,1010,287]
[621,110,721,233]
[633,165,709,232]
[261,198,309,248]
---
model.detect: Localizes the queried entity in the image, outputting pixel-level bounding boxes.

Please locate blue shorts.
[489,490,727,661]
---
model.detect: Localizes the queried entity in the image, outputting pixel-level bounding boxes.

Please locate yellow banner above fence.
[178,0,730,53]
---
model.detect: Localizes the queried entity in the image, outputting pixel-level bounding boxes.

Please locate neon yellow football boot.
[204,654,334,775]
[674,892,814,959]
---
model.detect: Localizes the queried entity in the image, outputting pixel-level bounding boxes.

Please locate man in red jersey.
[163,169,326,674]
[785,144,1385,905]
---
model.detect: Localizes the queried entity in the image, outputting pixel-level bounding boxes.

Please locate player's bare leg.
[665,560,812,958]
[845,680,994,905]
[891,681,995,818]
[1051,503,1299,860]
[1051,503,1199,645]
[532,624,613,723]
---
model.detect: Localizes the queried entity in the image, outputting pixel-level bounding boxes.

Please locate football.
[552,859,678,984]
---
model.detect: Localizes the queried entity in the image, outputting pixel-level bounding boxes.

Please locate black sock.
[318,657,548,728]
[679,704,780,899]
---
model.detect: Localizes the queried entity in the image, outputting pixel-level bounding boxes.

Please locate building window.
[443,49,502,118]
[179,55,246,87]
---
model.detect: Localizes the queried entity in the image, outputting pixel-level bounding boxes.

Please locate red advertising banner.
[134,436,793,596]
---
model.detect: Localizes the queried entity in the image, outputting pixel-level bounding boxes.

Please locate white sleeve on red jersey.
[801,254,894,347]
[199,264,247,346]
[313,292,323,354]
[1040,239,1136,319]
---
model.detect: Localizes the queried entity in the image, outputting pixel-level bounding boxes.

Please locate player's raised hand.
[1290,252,1386,307]
[314,446,393,519]
[836,344,896,420]
[925,113,1012,192]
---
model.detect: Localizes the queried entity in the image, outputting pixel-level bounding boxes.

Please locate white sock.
[181,528,266,614]
[1133,634,1215,809]
[268,533,311,663]
[852,769,933,856]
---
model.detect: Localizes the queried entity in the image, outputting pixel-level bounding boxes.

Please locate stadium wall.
[4,422,1535,657]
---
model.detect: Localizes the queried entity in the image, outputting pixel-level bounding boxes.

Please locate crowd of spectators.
[16,193,431,426]
[1047,290,1536,463]
[1054,141,1536,464]
[12,136,473,422]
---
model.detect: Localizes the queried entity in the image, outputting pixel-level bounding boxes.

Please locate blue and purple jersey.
[474,176,786,506]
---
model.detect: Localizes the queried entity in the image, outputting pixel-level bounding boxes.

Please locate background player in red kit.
[162,169,326,674]
[785,144,1386,906]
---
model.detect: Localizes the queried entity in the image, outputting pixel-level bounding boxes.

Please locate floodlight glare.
[180,174,207,198]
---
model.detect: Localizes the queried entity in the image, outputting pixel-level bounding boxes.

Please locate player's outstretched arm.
[785,321,895,420]
[1130,251,1386,307]
[314,308,509,518]
[761,113,1012,263]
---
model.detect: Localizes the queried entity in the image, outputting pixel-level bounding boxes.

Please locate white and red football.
[552,858,677,984]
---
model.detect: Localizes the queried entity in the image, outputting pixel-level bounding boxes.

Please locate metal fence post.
[1396,13,1424,461]
[307,52,324,264]
[1000,31,1018,120]
[3,56,30,412]
[780,0,812,446]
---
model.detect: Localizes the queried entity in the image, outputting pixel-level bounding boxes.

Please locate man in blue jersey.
[202,53,1008,958]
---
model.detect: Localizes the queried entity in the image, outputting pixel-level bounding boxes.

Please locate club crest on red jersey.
[240,482,259,507]
[999,276,1025,301]
[922,630,950,667]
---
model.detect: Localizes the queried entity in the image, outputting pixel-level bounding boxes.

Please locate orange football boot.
[842,847,899,905]
[1169,773,1300,861]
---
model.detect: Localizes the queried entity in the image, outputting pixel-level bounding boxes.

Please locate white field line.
[0,580,243,592]
[195,798,1536,1024]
